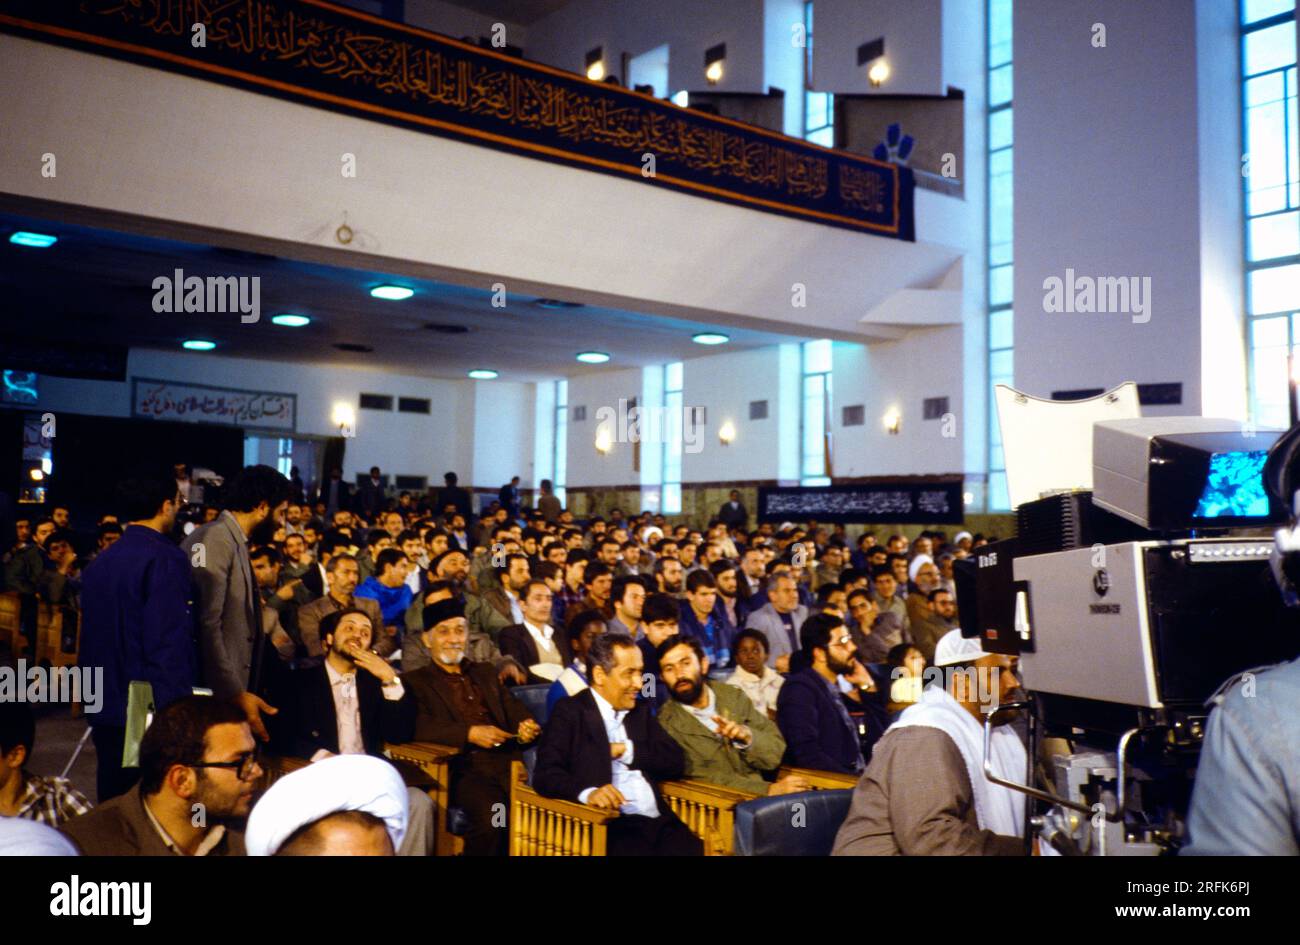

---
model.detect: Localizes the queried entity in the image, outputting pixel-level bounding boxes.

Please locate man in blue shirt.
[354,548,414,649]
[678,570,732,669]
[1184,659,1300,854]
[79,475,195,801]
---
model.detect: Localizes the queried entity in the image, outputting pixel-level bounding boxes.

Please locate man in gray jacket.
[181,465,290,741]
[743,573,807,672]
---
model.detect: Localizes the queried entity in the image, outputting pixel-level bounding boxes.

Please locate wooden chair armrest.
[779,766,860,790]
[662,779,760,804]
[518,789,619,825]
[384,741,462,767]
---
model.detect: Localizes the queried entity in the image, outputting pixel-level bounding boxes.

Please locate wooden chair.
[779,766,859,790]
[660,779,755,855]
[0,591,28,659]
[384,741,464,856]
[35,601,79,670]
[509,760,616,855]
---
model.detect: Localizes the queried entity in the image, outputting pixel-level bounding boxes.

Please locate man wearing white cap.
[833,629,1029,855]
[245,754,407,856]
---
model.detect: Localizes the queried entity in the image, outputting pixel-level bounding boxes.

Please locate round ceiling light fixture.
[692,332,730,346]
[576,351,610,364]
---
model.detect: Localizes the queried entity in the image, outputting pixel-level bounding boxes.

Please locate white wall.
[831,331,964,476]
[470,380,535,487]
[681,347,784,481]
[525,0,767,94]
[1013,0,1236,417]
[812,0,944,96]
[764,0,807,136]
[30,349,543,489]
[565,366,644,487]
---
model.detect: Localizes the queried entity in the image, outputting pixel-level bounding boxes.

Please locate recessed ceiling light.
[9,231,57,248]
[576,351,610,364]
[468,369,499,380]
[182,339,216,351]
[271,313,311,327]
[692,332,730,345]
[535,298,583,309]
[334,342,374,353]
[371,284,414,300]
[424,323,470,334]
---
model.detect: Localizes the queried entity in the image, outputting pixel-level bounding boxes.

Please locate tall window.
[554,380,568,507]
[1243,0,1299,429]
[276,438,294,479]
[801,339,833,486]
[986,0,1014,510]
[663,362,683,514]
[804,1,834,146]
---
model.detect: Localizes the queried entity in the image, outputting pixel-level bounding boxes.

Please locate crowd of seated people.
[1,462,1010,856]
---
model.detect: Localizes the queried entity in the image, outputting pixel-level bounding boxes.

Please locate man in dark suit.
[776,613,875,775]
[717,490,749,531]
[357,466,386,521]
[79,475,196,801]
[288,608,415,758]
[403,598,540,856]
[435,471,473,523]
[533,633,702,855]
[498,476,521,520]
[498,579,572,684]
[285,607,434,855]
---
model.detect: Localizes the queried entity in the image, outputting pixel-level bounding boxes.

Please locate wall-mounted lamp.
[585,47,605,82]
[883,409,901,436]
[705,43,726,86]
[595,426,613,454]
[332,402,356,438]
[718,420,737,446]
[29,467,44,481]
[857,37,889,88]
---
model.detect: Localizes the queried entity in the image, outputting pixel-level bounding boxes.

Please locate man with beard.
[776,613,876,775]
[182,465,291,741]
[909,588,958,665]
[833,630,1027,855]
[533,633,701,855]
[298,554,385,661]
[285,609,433,855]
[61,696,255,856]
[656,636,807,796]
[654,555,685,598]
[403,599,540,856]
[709,561,749,632]
[565,560,614,626]
[906,559,941,626]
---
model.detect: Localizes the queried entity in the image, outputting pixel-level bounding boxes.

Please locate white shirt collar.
[523,619,553,640]
[591,688,626,724]
[325,660,355,685]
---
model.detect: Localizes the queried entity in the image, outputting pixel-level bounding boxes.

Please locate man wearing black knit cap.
[402,597,539,855]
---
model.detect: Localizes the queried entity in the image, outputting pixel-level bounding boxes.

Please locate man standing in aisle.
[182,465,291,741]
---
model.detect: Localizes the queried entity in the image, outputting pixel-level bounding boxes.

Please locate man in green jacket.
[656,636,809,796]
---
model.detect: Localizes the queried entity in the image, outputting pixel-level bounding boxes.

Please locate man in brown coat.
[297,554,385,659]
[403,598,540,856]
[61,696,255,856]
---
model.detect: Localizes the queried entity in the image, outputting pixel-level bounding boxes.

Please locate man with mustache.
[402,599,540,856]
[533,633,701,855]
[833,630,1028,856]
[656,636,807,796]
[285,608,433,855]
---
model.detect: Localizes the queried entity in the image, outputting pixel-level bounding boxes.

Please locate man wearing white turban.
[245,754,407,856]
[833,630,1030,856]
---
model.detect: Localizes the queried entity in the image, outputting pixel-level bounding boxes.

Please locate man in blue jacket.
[79,475,195,800]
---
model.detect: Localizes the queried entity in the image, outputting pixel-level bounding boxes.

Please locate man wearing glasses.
[61,697,257,856]
[775,613,877,775]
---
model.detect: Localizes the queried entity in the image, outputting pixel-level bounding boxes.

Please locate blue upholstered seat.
[512,683,553,726]
[733,789,853,856]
